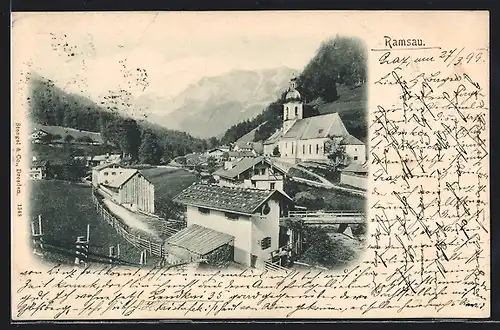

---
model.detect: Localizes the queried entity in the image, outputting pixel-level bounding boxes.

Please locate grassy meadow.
[29,180,156,266]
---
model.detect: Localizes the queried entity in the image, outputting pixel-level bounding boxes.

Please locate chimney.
[224,161,233,170]
[32,156,37,161]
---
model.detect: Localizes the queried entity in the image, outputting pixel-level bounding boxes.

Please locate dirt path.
[102,199,158,237]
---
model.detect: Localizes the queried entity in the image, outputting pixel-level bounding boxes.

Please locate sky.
[12,12,361,102]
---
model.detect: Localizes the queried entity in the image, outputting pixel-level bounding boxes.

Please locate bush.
[302,227,357,269]
[351,222,367,237]
[283,179,301,198]
[294,191,325,210]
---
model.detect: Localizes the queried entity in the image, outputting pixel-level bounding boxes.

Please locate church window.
[309,145,312,154]
[354,156,358,160]
[291,143,294,154]
[316,144,319,154]
[302,145,305,154]
[295,106,298,116]
[285,107,289,120]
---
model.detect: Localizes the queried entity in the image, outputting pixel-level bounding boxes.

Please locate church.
[263,76,366,165]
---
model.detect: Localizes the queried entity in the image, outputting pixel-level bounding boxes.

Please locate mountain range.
[142,66,296,138]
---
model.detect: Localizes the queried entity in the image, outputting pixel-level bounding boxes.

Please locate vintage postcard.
[11,11,490,320]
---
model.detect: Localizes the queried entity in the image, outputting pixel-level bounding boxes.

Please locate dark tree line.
[216,35,368,145]
[28,73,209,165]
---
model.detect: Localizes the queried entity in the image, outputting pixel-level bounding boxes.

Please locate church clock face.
[262,202,271,215]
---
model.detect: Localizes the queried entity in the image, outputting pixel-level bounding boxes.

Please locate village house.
[30,125,104,145]
[87,153,122,167]
[29,159,49,180]
[227,150,255,161]
[213,156,287,191]
[233,141,254,152]
[339,161,368,190]
[206,148,225,159]
[29,129,50,143]
[98,168,155,214]
[263,76,366,165]
[91,162,124,187]
[170,183,294,268]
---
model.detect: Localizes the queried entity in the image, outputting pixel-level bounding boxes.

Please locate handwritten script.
[12,12,490,320]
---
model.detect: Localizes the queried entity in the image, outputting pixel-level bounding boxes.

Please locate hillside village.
[29,74,367,271]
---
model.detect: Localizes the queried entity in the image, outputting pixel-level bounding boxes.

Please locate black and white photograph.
[11,11,490,320]
[21,13,368,272]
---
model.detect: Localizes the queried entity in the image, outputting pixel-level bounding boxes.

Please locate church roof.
[285,88,301,101]
[340,134,364,145]
[281,113,349,140]
[264,129,283,145]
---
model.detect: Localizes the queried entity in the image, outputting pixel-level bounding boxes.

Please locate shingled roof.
[213,156,286,180]
[172,183,292,215]
[165,224,234,256]
[340,134,364,145]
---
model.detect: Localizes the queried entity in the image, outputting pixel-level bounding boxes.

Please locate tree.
[39,134,55,144]
[176,156,187,165]
[64,134,74,144]
[272,145,280,157]
[138,130,162,165]
[206,156,217,174]
[207,137,219,149]
[324,137,348,169]
[76,136,94,144]
[302,227,357,268]
[294,191,325,210]
[222,152,230,161]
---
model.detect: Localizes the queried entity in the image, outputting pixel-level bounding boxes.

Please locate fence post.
[31,215,44,256]
[109,246,115,264]
[140,250,147,265]
[75,236,88,266]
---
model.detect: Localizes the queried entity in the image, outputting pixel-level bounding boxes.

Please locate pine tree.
[138,130,162,165]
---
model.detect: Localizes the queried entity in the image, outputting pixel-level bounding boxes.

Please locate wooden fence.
[92,190,170,259]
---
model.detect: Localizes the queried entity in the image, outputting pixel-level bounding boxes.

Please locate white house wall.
[250,199,280,268]
[263,144,276,156]
[280,138,329,162]
[186,206,253,266]
[340,172,367,190]
[95,165,125,186]
[344,144,367,163]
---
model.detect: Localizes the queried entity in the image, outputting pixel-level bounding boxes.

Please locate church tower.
[283,74,303,133]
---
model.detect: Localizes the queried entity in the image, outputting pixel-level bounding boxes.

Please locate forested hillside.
[218,35,368,145]
[28,74,208,164]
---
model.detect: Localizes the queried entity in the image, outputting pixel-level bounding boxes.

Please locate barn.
[99,169,155,214]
